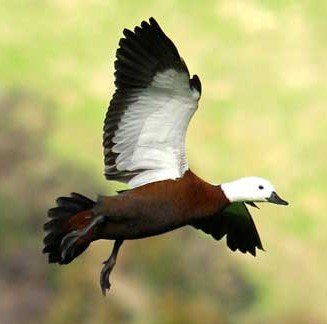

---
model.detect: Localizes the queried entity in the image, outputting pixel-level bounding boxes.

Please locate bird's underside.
[43,171,263,294]
[43,18,266,296]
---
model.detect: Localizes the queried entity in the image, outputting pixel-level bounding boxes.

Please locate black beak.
[267,191,289,205]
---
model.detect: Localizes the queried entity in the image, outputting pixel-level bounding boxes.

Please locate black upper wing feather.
[149,17,180,59]
[192,203,264,256]
[119,37,157,65]
[103,17,193,182]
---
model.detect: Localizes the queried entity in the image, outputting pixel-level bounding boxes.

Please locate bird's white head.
[221,177,288,205]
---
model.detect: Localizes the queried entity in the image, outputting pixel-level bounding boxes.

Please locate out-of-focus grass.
[1,0,326,323]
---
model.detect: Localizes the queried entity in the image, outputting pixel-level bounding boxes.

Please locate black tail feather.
[43,193,95,265]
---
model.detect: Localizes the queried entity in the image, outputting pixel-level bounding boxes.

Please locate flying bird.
[43,17,288,295]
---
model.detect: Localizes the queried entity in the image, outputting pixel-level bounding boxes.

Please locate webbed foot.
[100,239,124,296]
[60,215,106,264]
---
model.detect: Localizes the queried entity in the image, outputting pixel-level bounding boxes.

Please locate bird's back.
[95,171,229,239]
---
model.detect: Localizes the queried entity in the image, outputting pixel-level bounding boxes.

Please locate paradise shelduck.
[43,17,288,295]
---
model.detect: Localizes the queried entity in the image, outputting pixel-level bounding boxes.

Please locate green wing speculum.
[192,202,264,256]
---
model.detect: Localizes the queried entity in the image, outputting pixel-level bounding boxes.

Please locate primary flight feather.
[103,18,201,187]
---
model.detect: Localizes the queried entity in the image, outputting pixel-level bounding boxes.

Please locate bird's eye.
[258,185,264,190]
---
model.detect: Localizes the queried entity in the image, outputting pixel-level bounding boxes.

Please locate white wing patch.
[109,69,200,188]
[103,18,202,187]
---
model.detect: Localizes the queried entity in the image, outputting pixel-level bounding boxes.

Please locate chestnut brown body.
[94,170,229,240]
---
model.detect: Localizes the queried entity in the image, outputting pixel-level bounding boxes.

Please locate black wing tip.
[227,233,265,257]
[149,17,158,25]
[190,74,202,95]
[114,16,184,90]
[232,245,264,257]
[138,16,159,24]
[246,242,265,257]
[131,17,160,35]
[140,19,151,29]
[258,244,265,252]
[122,28,133,37]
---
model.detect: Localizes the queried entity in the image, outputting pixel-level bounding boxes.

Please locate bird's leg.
[60,215,107,263]
[100,239,124,296]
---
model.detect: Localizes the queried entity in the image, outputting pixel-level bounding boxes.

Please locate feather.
[103,18,201,188]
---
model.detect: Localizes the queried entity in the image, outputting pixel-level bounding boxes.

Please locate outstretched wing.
[192,203,264,256]
[103,18,201,188]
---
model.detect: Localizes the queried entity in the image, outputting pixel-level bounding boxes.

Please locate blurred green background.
[0,1,326,323]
